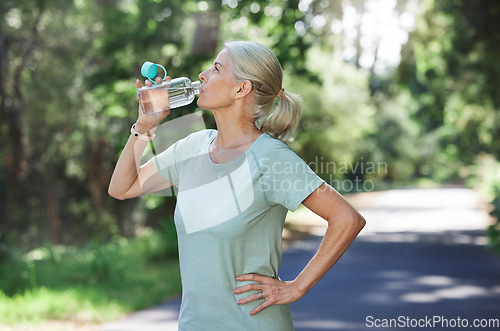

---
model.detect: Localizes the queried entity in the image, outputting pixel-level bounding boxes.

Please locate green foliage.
[222,0,313,77]
[0,251,31,297]
[0,0,211,246]
[0,286,123,324]
[398,0,500,166]
[365,90,425,182]
[487,184,500,255]
[289,47,376,181]
[395,0,500,249]
[1,0,448,243]
[130,220,179,262]
[0,230,181,324]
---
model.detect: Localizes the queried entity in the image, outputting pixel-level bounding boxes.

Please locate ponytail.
[257,90,302,142]
[224,41,303,142]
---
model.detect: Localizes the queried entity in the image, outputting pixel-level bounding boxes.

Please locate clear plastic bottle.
[138,77,201,114]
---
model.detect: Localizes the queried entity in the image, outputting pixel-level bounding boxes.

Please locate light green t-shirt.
[153,129,324,331]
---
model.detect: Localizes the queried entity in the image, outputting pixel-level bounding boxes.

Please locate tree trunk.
[0,10,43,231]
[191,2,221,57]
[353,18,362,69]
[87,139,109,218]
[0,30,28,232]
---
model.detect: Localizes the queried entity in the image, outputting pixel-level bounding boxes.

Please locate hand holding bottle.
[135,76,171,134]
[134,61,201,134]
[137,76,201,113]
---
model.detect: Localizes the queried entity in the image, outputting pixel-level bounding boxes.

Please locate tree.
[0,0,324,248]
[398,0,500,166]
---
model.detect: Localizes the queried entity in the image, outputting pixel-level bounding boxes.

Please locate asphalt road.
[99,187,500,331]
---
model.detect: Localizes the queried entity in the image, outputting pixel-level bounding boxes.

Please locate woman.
[109,41,365,330]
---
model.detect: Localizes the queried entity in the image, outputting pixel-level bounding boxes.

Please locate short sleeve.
[259,141,324,211]
[152,129,216,189]
[152,139,181,187]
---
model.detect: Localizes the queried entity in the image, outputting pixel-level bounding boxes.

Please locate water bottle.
[138,62,201,114]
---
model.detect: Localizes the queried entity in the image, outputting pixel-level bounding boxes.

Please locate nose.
[199,69,208,83]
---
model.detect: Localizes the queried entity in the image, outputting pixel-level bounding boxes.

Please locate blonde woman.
[109,41,365,330]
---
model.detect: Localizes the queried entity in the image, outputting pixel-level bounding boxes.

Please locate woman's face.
[197,49,241,111]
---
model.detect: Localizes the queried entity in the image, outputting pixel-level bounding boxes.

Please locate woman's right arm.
[108,78,172,200]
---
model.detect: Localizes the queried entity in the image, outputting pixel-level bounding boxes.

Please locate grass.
[0,229,181,326]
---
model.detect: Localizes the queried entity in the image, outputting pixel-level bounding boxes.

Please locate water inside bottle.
[139,86,197,114]
[167,86,197,109]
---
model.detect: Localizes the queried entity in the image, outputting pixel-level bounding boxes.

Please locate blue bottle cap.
[141,62,167,84]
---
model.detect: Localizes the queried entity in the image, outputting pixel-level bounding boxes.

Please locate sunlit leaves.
[289,47,376,177]
[400,0,500,164]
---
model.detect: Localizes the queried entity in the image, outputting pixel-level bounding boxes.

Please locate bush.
[487,184,500,254]
[0,228,181,324]
[0,252,31,296]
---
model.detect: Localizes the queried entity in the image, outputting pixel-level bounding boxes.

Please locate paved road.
[100,187,500,330]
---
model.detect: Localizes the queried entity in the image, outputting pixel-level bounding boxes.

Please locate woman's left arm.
[234,183,365,315]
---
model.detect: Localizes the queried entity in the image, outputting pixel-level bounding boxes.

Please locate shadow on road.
[283,230,500,330]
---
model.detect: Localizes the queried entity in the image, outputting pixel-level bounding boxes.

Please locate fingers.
[250,300,273,316]
[233,274,274,310]
[138,76,170,89]
[233,283,262,295]
[236,291,263,305]
[234,274,276,294]
[136,78,154,88]
[135,75,171,126]
[233,283,257,293]
[235,289,275,316]
[236,274,268,283]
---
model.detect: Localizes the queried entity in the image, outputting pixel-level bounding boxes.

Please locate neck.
[211,104,261,150]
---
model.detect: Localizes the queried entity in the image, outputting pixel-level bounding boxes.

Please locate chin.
[196,99,207,110]
[196,100,213,113]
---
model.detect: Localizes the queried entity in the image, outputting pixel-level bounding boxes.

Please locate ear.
[234,80,253,99]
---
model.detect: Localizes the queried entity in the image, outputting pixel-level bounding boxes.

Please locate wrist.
[291,277,312,298]
[134,122,156,134]
[131,123,156,141]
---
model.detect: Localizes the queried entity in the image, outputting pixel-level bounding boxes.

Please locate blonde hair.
[224,41,302,142]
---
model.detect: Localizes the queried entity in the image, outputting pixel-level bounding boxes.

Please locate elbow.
[329,211,366,234]
[344,213,366,238]
[354,213,366,233]
[108,186,127,200]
